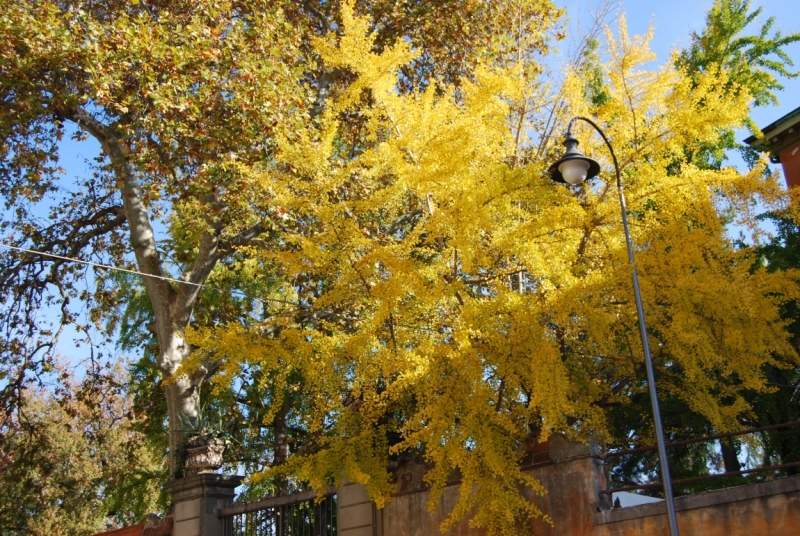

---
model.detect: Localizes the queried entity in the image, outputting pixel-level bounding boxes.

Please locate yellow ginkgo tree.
[184,7,799,534]
[0,0,561,483]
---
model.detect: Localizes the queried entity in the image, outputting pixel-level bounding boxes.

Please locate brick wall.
[98,440,800,536]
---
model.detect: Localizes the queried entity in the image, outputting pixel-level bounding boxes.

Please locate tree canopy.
[677,0,800,108]
[1,0,799,534]
[0,364,165,535]
[0,0,561,479]
[188,7,798,533]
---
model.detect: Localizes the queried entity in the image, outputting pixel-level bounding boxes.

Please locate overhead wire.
[0,243,302,309]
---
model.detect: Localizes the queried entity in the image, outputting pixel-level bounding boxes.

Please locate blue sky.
[557,0,800,143]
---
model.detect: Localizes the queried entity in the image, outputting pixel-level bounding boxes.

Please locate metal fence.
[600,420,800,496]
[220,489,337,536]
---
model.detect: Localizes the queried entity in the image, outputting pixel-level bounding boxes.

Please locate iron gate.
[221,491,337,536]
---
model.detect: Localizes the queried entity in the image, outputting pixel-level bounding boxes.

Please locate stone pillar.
[164,474,243,536]
[337,482,378,536]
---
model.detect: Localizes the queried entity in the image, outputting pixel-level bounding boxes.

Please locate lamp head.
[549,135,601,185]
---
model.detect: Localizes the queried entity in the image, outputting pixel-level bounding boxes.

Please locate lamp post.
[549,116,680,536]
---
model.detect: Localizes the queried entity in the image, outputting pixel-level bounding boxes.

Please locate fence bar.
[220,493,338,536]
[604,420,800,459]
[601,460,800,494]
[220,488,338,517]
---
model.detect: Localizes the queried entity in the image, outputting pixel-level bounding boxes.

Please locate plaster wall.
[379,436,800,536]
[594,477,800,536]
[381,436,603,536]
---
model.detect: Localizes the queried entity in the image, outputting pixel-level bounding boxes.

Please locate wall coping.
[163,473,244,502]
[594,475,800,524]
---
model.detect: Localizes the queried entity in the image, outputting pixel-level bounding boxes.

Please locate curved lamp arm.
[565,116,634,265]
[559,116,681,536]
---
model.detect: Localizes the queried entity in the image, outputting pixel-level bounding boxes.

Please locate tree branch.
[59,105,175,338]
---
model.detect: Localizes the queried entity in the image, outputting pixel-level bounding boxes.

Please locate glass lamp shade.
[548,134,601,184]
[558,159,590,185]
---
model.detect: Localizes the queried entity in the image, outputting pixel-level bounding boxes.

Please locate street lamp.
[548,116,680,536]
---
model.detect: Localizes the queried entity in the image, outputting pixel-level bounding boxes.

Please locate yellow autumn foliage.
[184,8,798,535]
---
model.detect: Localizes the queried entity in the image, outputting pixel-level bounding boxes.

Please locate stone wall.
[379,436,605,536]
[165,473,242,536]
[100,440,799,536]
[338,481,379,536]
[594,477,800,536]
[371,435,800,536]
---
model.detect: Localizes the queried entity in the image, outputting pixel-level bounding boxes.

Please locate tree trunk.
[272,397,291,493]
[160,332,205,478]
[721,438,740,473]
[67,106,218,477]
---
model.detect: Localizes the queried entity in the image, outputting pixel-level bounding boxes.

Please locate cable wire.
[0,243,300,308]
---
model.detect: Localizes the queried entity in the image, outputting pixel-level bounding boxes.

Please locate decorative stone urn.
[185,436,226,474]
